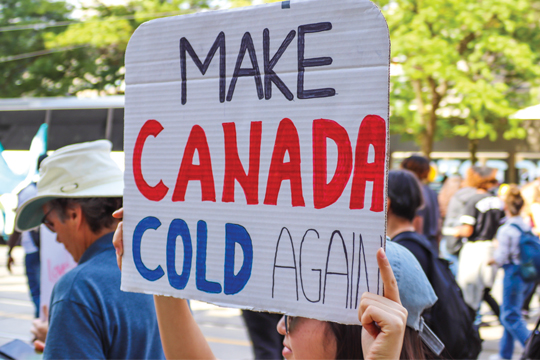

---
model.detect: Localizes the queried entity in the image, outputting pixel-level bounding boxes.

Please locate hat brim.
[15,180,123,232]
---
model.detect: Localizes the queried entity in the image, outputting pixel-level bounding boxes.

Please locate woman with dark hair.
[112,209,442,360]
[386,170,428,269]
[490,186,532,359]
[387,169,481,360]
[401,155,441,253]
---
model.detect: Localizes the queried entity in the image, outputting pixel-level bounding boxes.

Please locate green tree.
[0,0,82,97]
[43,0,212,96]
[1,0,282,98]
[0,0,213,97]
[383,0,540,161]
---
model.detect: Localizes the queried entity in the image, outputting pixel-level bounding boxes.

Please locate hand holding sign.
[359,249,407,360]
[113,212,406,360]
[112,208,124,270]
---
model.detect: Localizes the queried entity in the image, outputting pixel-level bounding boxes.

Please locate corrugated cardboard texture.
[123,0,390,325]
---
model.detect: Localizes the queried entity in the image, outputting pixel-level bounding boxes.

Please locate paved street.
[0,244,538,359]
[0,245,253,359]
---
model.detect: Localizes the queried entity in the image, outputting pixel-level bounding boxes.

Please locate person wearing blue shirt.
[14,140,165,360]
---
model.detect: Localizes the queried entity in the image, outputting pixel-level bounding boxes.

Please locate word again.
[133,115,386,211]
[272,227,382,309]
[180,22,335,104]
[132,217,253,295]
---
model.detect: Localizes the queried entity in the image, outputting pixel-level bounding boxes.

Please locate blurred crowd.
[392,155,540,360]
[4,142,540,360]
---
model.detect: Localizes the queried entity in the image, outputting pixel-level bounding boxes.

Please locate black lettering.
[299,229,321,303]
[354,233,370,309]
[227,32,264,102]
[272,227,299,300]
[349,232,355,309]
[263,28,295,100]
[180,32,226,105]
[297,22,335,99]
[322,231,349,307]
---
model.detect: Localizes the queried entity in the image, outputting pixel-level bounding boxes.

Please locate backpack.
[510,224,540,282]
[393,232,483,360]
[522,315,540,360]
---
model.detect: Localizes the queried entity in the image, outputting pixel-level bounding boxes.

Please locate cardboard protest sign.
[122,0,390,325]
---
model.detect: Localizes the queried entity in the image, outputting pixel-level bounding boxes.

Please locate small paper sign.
[122,0,390,325]
[39,226,77,319]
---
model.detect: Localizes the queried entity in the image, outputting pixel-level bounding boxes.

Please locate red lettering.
[133,119,169,201]
[222,122,262,204]
[264,118,305,207]
[312,119,352,209]
[349,115,386,212]
[172,125,216,202]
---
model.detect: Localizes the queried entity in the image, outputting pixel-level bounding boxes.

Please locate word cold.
[132,217,253,295]
[133,115,386,211]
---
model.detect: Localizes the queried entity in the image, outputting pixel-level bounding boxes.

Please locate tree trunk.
[507,150,516,184]
[420,127,433,160]
[415,77,446,161]
[412,79,432,159]
[469,138,478,165]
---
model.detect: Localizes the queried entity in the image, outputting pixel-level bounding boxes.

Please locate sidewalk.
[0,244,537,359]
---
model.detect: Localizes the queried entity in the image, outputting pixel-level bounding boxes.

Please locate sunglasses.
[284,315,296,334]
[41,209,55,232]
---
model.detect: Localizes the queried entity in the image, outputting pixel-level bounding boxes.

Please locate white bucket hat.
[15,140,123,232]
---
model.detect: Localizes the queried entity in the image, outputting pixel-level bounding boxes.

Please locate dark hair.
[327,322,363,359]
[327,323,433,359]
[388,170,424,221]
[401,155,430,180]
[48,197,123,233]
[505,185,524,216]
[465,166,498,190]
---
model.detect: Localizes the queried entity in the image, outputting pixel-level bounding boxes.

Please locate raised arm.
[112,209,216,360]
[153,296,215,359]
[358,248,407,360]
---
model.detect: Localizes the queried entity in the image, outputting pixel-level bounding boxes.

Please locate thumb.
[34,340,45,352]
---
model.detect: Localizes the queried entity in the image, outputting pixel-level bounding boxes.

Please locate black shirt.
[460,193,504,242]
[391,231,432,277]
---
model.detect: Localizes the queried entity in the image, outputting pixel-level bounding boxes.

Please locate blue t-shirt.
[44,233,165,360]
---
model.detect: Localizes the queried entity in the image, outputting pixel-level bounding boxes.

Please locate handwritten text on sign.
[122,0,390,325]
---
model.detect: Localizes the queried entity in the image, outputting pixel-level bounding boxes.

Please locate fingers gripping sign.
[112,208,124,271]
[358,248,407,360]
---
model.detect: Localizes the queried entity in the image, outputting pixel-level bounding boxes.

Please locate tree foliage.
[0,0,77,97]
[1,0,282,98]
[382,0,540,159]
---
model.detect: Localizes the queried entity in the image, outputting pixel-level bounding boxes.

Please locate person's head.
[276,241,440,360]
[465,166,498,190]
[401,155,430,181]
[504,185,524,216]
[387,169,424,222]
[15,140,123,261]
[42,197,122,260]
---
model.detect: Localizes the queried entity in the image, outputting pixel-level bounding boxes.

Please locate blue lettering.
[224,223,253,295]
[167,219,193,290]
[196,220,222,293]
[133,217,165,281]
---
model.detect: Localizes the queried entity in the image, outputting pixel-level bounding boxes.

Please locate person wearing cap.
[112,209,443,359]
[15,140,164,360]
